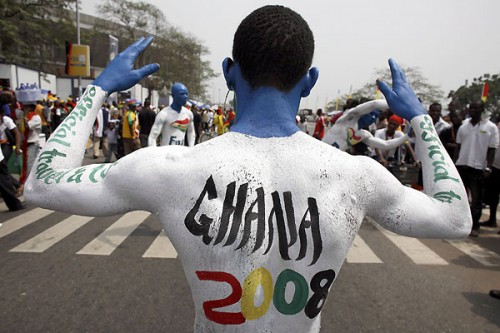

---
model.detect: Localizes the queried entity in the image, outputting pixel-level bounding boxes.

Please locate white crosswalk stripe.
[370,220,449,265]
[447,239,500,267]
[77,210,150,256]
[346,234,382,263]
[10,215,94,253]
[143,229,178,258]
[0,207,499,266]
[0,208,53,239]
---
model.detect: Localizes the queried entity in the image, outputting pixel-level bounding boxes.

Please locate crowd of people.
[306,99,499,238]
[1,78,498,242]
[0,84,243,213]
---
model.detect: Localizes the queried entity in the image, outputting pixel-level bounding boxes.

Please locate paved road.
[1,151,499,332]
[1,192,499,332]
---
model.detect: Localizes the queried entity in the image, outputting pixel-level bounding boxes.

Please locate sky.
[80,0,500,109]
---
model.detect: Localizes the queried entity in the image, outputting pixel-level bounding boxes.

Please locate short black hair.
[232,5,314,91]
[429,102,442,110]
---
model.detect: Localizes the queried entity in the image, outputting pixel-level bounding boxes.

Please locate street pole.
[76,0,82,97]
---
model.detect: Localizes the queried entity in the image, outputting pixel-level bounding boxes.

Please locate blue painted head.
[171,83,188,112]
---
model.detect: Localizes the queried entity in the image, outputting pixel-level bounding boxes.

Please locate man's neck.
[230,86,301,138]
[170,103,183,113]
[470,117,481,126]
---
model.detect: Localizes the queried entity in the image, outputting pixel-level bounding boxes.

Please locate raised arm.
[24,37,159,216]
[364,59,471,238]
[361,130,409,150]
[336,99,388,125]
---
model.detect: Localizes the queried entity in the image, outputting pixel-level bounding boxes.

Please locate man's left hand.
[92,36,160,94]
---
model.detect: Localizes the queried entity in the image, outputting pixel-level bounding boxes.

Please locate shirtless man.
[25,6,471,333]
[148,82,195,146]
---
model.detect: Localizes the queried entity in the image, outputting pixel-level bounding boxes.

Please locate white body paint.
[148,106,195,147]
[25,87,472,333]
[323,100,409,151]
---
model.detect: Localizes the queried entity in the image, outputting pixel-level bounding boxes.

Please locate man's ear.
[222,58,235,91]
[300,67,319,97]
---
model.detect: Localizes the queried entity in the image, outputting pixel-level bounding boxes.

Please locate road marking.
[143,229,178,258]
[346,234,382,263]
[0,208,53,239]
[10,215,94,253]
[77,211,150,256]
[372,222,448,265]
[447,239,500,266]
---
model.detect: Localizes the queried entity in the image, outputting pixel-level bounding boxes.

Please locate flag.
[481,82,489,102]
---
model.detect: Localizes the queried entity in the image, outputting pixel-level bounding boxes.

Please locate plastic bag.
[7,153,23,175]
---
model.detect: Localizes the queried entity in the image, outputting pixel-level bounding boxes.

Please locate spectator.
[0,145,25,211]
[92,105,109,159]
[121,102,139,155]
[313,108,325,139]
[192,105,202,144]
[455,102,499,237]
[373,115,416,166]
[479,120,499,228]
[439,110,463,162]
[138,99,156,148]
[428,102,451,135]
[297,115,309,134]
[104,119,119,163]
[23,102,42,175]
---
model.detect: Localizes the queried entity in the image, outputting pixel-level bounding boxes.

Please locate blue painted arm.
[377,59,426,121]
[92,36,160,94]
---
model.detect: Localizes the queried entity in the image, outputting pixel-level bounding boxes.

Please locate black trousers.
[0,161,22,211]
[483,166,500,222]
[457,166,484,229]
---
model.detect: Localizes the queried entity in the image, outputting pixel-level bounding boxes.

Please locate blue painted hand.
[92,36,160,94]
[357,109,379,129]
[377,59,426,121]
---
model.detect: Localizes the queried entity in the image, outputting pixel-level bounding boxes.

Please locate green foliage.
[0,0,216,99]
[448,73,500,118]
[0,0,77,72]
[96,0,217,100]
[332,65,444,109]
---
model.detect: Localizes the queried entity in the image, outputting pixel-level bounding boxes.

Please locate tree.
[95,0,217,100]
[0,0,77,73]
[334,65,444,109]
[96,0,167,39]
[448,73,500,119]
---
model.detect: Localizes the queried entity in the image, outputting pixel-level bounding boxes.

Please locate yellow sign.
[67,44,90,77]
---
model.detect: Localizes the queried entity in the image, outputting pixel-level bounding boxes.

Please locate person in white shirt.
[455,101,499,236]
[24,103,42,176]
[0,130,24,211]
[372,115,417,166]
[428,102,451,135]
